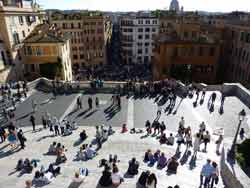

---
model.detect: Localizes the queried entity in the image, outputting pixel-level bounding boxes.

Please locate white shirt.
[112,172,122,184]
[168,136,175,144]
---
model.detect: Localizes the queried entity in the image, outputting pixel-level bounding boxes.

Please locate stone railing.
[28,78,250,109]
[220,146,250,188]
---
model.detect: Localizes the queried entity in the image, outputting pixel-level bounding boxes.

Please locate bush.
[236,152,246,168]
[237,139,250,168]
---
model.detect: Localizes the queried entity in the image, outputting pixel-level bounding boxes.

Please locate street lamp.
[228,109,246,160]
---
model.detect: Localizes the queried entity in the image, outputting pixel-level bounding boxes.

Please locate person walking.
[30,115,36,131]
[17,129,26,149]
[240,128,245,140]
[96,97,99,108]
[88,97,93,109]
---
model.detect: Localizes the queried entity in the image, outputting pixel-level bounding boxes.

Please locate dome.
[169,0,180,12]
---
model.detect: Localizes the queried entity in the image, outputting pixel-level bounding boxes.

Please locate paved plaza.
[0,88,250,188]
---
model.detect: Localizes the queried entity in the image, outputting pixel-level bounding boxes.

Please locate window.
[36,47,43,56]
[189,47,194,56]
[199,47,203,56]
[184,31,188,38]
[97,28,103,33]
[63,23,67,29]
[209,47,215,56]
[27,46,32,55]
[19,16,24,25]
[1,51,6,65]
[13,32,20,45]
[138,49,142,54]
[192,31,196,39]
[145,20,150,24]
[138,20,143,24]
[145,35,150,39]
[240,32,245,41]
[152,28,156,32]
[71,23,74,29]
[73,55,78,60]
[138,35,143,39]
[80,54,84,59]
[145,48,148,53]
[78,23,81,29]
[145,42,149,46]
[145,28,150,32]
[137,43,143,46]
[152,20,157,24]
[22,31,25,38]
[91,29,95,34]
[138,28,143,32]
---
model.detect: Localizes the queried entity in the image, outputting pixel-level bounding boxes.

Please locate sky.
[36,0,250,12]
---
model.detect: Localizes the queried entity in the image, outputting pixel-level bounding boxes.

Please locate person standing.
[193,133,201,157]
[53,118,60,136]
[60,120,65,135]
[11,97,16,111]
[210,161,219,188]
[77,96,82,110]
[96,97,99,108]
[32,99,37,113]
[30,115,36,131]
[88,97,93,109]
[42,115,47,129]
[203,131,211,152]
[157,104,162,116]
[216,135,223,155]
[17,129,26,149]
[95,126,102,150]
[221,94,226,106]
[200,159,214,187]
[0,127,6,143]
[201,88,206,100]
[117,95,121,109]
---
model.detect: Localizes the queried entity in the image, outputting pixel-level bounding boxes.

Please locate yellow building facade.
[0,0,45,81]
[22,24,72,81]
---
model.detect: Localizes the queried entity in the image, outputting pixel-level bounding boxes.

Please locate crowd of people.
[0,79,233,188]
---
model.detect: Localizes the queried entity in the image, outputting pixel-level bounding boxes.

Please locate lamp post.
[228,109,246,160]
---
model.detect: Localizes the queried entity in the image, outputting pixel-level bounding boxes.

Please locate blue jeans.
[200,174,210,187]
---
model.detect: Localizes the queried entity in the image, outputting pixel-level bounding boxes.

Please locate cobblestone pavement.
[0,89,250,188]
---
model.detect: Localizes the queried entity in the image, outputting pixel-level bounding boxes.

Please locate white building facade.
[120,14,159,64]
